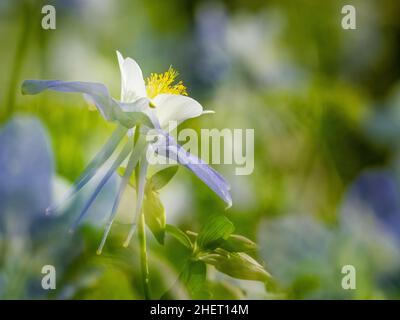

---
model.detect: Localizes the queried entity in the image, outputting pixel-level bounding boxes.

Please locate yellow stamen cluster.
[146,66,187,99]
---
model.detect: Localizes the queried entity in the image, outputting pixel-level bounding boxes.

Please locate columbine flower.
[21,51,232,253]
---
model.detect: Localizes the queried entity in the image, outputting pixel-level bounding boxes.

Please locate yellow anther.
[146,66,187,100]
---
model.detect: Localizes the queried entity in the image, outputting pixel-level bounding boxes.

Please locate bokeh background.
[1,0,400,299]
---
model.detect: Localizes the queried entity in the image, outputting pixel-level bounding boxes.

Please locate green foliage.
[149,166,179,190]
[141,166,180,245]
[165,224,193,249]
[197,216,235,250]
[180,261,209,299]
[162,216,270,298]
[199,249,271,282]
[220,234,257,253]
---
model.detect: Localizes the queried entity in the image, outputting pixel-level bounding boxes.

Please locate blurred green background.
[1,0,400,299]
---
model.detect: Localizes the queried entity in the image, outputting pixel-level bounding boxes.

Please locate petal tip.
[122,241,129,248]
[21,81,27,95]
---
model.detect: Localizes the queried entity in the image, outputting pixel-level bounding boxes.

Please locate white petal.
[116,51,146,102]
[119,97,161,129]
[153,94,203,130]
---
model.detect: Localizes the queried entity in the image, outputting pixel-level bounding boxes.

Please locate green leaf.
[149,166,179,190]
[220,234,257,252]
[180,230,256,252]
[199,249,271,283]
[197,216,235,250]
[165,224,193,249]
[181,261,210,299]
[161,260,209,299]
[143,187,165,244]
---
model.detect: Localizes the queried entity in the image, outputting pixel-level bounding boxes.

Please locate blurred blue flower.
[0,116,53,234]
[0,116,118,298]
[342,170,400,242]
[194,2,231,85]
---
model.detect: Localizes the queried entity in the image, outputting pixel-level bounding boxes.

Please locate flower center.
[145,66,187,100]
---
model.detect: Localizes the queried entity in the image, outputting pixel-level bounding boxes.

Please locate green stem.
[134,125,150,300]
[138,205,150,299]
